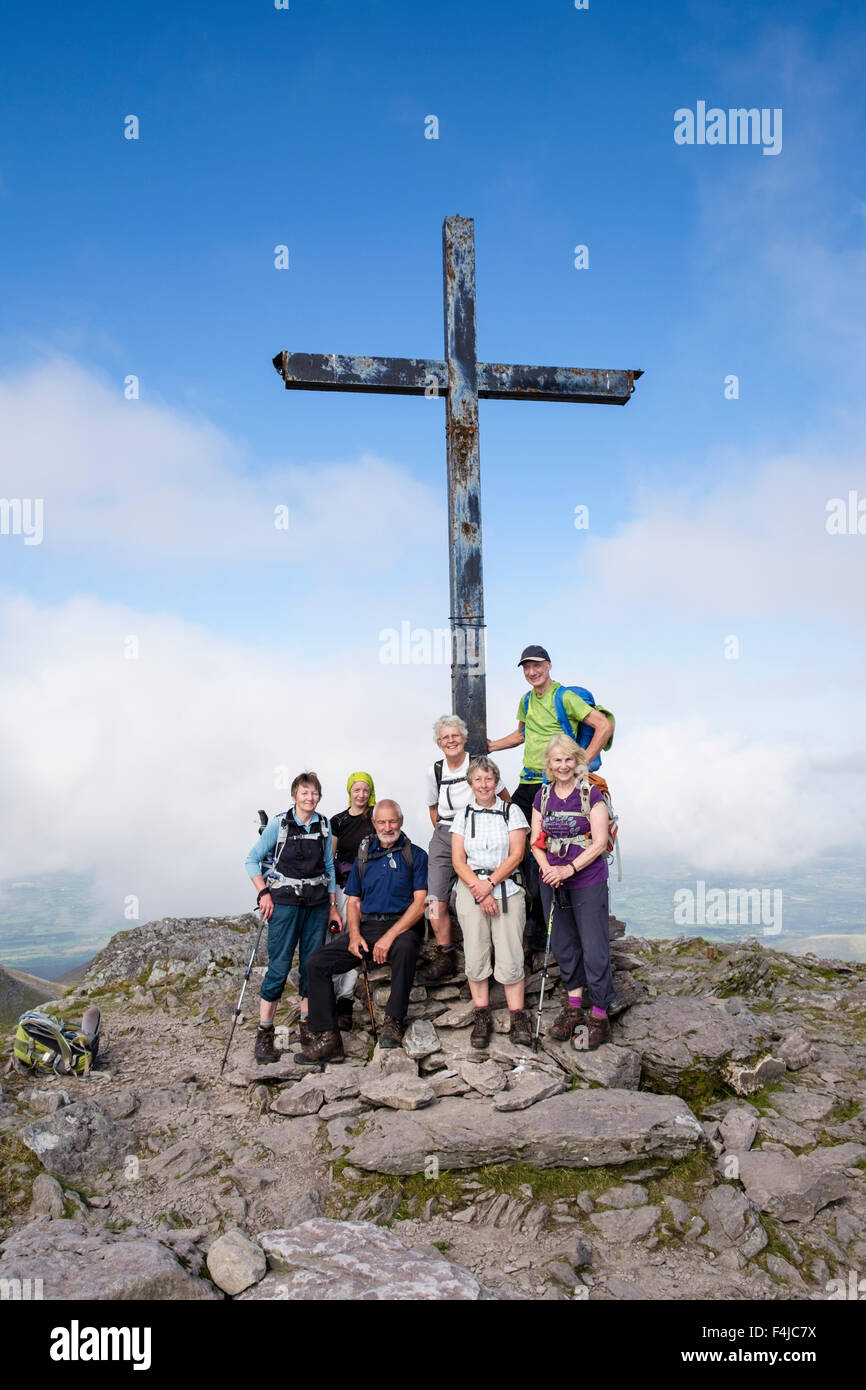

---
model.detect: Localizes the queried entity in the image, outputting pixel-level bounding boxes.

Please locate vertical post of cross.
[443,215,487,753]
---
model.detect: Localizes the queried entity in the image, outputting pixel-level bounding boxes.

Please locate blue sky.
[1,1,865,941]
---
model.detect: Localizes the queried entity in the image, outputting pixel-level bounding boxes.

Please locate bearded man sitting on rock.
[297,799,429,1063]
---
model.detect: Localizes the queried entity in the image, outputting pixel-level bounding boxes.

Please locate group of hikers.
[245,646,617,1066]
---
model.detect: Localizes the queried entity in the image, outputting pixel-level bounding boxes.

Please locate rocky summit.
[1,915,864,1301]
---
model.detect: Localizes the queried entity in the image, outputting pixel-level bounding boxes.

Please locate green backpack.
[13,1008,101,1077]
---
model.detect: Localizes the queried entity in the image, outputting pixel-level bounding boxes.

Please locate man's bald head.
[372,799,403,826]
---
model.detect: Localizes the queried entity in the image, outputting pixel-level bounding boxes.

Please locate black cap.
[518,645,551,666]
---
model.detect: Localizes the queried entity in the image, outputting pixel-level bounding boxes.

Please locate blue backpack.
[521,685,615,773]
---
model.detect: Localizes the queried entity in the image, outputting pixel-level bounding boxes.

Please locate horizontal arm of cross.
[272,352,642,404]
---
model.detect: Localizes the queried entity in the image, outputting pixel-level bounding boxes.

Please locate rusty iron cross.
[273,215,641,751]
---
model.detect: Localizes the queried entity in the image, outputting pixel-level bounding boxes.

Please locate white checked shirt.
[450,800,528,897]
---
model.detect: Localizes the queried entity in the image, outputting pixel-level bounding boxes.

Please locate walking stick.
[220,916,266,1074]
[358,946,378,1045]
[532,893,558,1053]
[221,810,272,1075]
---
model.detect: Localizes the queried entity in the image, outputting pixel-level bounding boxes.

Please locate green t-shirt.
[516,681,592,782]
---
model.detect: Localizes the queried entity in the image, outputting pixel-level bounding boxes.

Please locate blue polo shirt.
[344,833,428,915]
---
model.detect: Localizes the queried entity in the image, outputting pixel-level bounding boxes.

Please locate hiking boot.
[336,998,354,1032]
[379,1014,406,1049]
[295,1029,344,1064]
[547,1002,586,1042]
[470,1007,493,1050]
[418,945,458,983]
[508,1008,533,1048]
[254,1024,281,1064]
[298,1018,311,1048]
[586,1013,611,1050]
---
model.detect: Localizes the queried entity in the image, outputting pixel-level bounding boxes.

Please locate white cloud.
[0,358,439,571]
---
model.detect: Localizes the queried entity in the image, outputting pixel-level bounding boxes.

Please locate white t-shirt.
[425,755,506,822]
[451,800,528,897]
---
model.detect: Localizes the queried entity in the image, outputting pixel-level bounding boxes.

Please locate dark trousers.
[260,901,328,1002]
[539,878,614,1010]
[307,917,423,1031]
[512,781,545,937]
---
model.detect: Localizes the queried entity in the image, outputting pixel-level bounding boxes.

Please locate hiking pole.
[358,946,378,1045]
[532,893,558,1053]
[220,916,266,1075]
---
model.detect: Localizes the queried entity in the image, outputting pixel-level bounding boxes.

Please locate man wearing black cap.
[489,647,613,943]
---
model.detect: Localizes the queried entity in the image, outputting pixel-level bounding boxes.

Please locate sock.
[591,1006,607,1019]
[441,944,456,952]
[259,1021,274,1030]
[475,1004,490,1012]
[568,991,583,1008]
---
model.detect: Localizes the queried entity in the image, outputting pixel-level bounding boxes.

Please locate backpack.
[521,685,615,772]
[356,834,414,883]
[13,1008,101,1077]
[259,808,331,886]
[433,753,483,807]
[538,774,621,880]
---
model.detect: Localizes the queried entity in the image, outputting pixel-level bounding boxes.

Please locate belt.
[475,874,510,913]
[520,768,543,784]
[361,912,401,922]
[267,874,328,890]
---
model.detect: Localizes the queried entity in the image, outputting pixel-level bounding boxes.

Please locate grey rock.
[835,1211,862,1245]
[429,1070,470,1098]
[734,1149,852,1222]
[418,1052,449,1076]
[766,1254,806,1288]
[569,1044,641,1090]
[402,1019,441,1060]
[757,1115,816,1149]
[246,1219,495,1299]
[458,1060,507,1096]
[270,1084,324,1116]
[493,1071,565,1111]
[597,1184,649,1209]
[663,1196,689,1230]
[21,1102,133,1181]
[589,1205,660,1242]
[546,1260,580,1288]
[27,1089,72,1115]
[0,1218,219,1299]
[522,1203,551,1236]
[368,1045,418,1076]
[778,1027,816,1071]
[486,1038,562,1076]
[358,1074,436,1111]
[807,1143,866,1170]
[699,1184,763,1253]
[319,1098,367,1119]
[282,1190,324,1226]
[100,1089,138,1120]
[576,1192,595,1214]
[720,1106,759,1153]
[613,997,773,1093]
[723,1055,786,1096]
[343,1090,703,1174]
[206,1227,267,1295]
[147,1141,212,1180]
[30,1173,65,1219]
[434,1001,477,1029]
[225,1056,319,1086]
[772,1089,837,1124]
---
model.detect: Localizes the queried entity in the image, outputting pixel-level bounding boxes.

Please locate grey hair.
[372,799,403,822]
[433,714,468,742]
[467,755,500,784]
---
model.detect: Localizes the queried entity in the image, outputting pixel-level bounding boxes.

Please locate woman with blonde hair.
[530,733,613,1050]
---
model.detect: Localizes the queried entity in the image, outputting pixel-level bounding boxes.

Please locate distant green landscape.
[1,854,864,981]
[0,873,121,979]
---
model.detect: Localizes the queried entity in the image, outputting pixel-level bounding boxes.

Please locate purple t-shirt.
[532,784,608,887]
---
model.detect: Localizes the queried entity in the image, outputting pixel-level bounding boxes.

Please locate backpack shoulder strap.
[402,840,414,874]
[434,759,444,791]
[357,835,373,882]
[539,782,551,816]
[521,691,530,722]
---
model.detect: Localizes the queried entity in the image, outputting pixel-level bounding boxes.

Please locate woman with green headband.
[328,772,377,1029]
